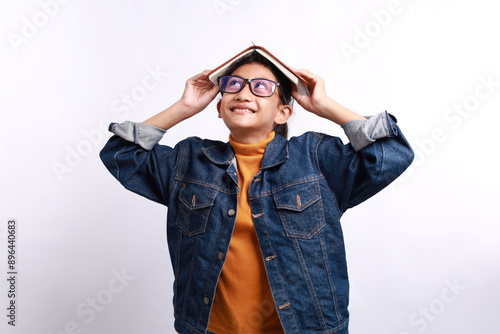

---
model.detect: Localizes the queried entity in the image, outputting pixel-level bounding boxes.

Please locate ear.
[274,104,293,125]
[217,100,222,118]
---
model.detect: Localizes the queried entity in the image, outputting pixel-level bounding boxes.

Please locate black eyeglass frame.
[217,75,280,97]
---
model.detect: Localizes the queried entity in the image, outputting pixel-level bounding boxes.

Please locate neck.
[229,128,274,144]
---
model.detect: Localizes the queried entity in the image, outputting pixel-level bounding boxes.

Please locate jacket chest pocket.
[176,183,217,237]
[274,181,325,239]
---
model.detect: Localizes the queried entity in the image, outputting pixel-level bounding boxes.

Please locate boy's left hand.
[291,69,333,118]
[291,69,366,125]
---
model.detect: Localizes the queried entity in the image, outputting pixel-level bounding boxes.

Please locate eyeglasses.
[218,75,280,97]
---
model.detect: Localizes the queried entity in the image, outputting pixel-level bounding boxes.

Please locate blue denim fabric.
[100,111,414,334]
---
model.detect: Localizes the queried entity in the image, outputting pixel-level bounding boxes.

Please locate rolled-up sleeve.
[109,121,166,150]
[100,121,177,206]
[341,111,398,151]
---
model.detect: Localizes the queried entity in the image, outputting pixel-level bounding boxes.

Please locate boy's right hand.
[142,70,219,130]
[178,70,220,117]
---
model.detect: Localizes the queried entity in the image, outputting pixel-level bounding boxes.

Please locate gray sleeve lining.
[109,121,166,150]
[341,111,397,151]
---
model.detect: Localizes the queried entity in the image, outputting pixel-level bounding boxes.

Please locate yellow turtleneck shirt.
[208,131,284,334]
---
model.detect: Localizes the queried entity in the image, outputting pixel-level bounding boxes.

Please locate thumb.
[291,86,307,104]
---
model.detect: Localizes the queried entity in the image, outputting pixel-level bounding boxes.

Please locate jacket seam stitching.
[319,231,342,322]
[174,230,182,317]
[255,195,300,333]
[174,176,238,195]
[249,175,323,199]
[174,316,204,334]
[292,238,328,329]
[181,235,200,316]
[313,136,343,214]
[349,141,385,204]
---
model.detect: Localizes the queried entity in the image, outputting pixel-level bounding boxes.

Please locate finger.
[294,68,312,75]
[189,73,216,88]
[291,88,302,101]
[189,70,213,81]
[291,86,308,102]
[200,69,213,76]
[294,69,318,80]
[291,67,312,73]
[291,85,305,98]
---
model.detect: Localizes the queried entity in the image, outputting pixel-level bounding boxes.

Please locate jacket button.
[227,209,236,217]
[204,297,210,305]
[217,252,224,260]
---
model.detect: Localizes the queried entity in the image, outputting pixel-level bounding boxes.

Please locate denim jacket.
[100,111,414,334]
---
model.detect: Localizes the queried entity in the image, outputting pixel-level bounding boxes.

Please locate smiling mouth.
[231,108,255,114]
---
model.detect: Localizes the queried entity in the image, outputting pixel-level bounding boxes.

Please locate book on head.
[207,45,311,96]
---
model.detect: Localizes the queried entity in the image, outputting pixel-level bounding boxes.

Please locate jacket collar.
[201,134,289,168]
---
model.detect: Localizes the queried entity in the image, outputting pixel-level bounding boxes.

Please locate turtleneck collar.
[229,131,275,156]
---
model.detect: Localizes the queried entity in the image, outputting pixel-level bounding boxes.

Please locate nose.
[235,81,253,100]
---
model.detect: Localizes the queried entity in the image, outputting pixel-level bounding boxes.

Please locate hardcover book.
[207,45,311,96]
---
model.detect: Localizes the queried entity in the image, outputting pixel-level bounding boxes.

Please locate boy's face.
[218,63,291,144]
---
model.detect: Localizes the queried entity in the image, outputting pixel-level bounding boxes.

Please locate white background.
[1,0,499,333]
